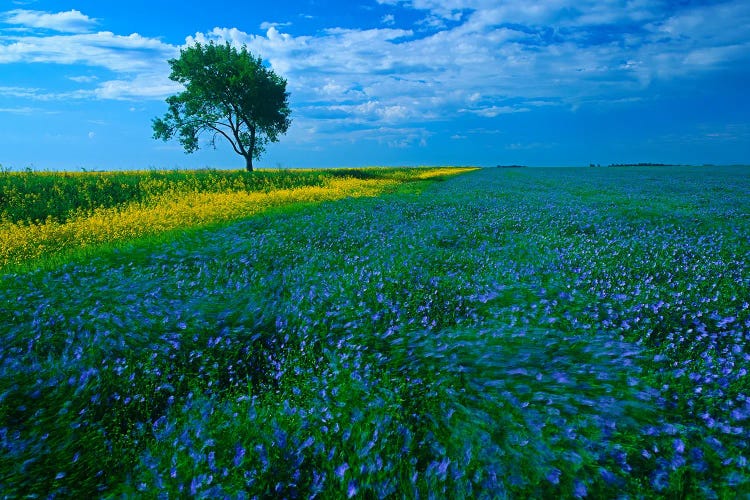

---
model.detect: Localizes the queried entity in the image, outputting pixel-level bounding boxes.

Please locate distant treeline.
[607,163,679,167]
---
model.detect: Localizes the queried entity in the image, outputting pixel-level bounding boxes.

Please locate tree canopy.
[153,42,291,171]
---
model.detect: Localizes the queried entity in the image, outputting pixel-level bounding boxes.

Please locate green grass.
[1,165,749,497]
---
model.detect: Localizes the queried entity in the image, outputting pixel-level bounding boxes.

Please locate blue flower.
[573,479,587,498]
[335,463,349,479]
[233,446,245,467]
[547,468,561,485]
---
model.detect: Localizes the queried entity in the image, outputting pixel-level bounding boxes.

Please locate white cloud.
[0,106,42,114]
[0,31,176,72]
[0,30,179,100]
[341,125,431,148]
[0,86,41,98]
[377,0,475,21]
[94,73,182,100]
[0,85,92,101]
[1,1,748,146]
[377,0,662,25]
[656,1,750,43]
[68,75,98,83]
[2,9,97,33]
[325,100,413,123]
[260,21,292,31]
[463,106,530,118]
[415,15,448,30]
[178,0,748,145]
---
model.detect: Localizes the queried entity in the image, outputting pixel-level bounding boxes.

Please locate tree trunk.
[246,126,256,172]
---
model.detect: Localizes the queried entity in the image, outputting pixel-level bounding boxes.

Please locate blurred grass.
[1,165,748,497]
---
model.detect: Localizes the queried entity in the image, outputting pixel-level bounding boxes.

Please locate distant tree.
[153,42,291,171]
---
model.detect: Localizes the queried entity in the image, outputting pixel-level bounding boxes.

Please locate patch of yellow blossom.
[413,167,479,179]
[0,176,404,270]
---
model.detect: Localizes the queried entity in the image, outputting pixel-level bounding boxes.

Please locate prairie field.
[0,167,465,273]
[1,165,749,497]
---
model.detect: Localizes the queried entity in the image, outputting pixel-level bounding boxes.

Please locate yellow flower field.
[0,168,476,270]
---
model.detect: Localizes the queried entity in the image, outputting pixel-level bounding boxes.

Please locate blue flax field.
[1,166,749,497]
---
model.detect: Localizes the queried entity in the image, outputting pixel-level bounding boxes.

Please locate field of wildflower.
[1,165,749,497]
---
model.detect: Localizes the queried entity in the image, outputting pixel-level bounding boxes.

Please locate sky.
[1,0,749,170]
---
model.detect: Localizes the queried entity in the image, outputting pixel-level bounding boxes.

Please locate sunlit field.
[0,167,469,272]
[1,165,749,497]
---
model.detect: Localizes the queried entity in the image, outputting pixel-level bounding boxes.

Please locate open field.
[0,167,469,273]
[1,165,749,497]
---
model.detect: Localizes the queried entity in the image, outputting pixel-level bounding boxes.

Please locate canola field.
[0,167,467,272]
[1,165,749,498]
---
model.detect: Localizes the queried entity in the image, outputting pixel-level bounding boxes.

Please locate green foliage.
[152,42,291,171]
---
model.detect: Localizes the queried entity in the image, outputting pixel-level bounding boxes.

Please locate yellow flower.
[0,167,477,271]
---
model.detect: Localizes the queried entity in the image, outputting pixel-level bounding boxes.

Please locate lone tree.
[153,42,291,171]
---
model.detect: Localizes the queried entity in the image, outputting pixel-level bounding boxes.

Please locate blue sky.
[1,0,749,169]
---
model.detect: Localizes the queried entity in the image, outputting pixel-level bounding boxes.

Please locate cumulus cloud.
[377,0,476,21]
[176,0,749,145]
[0,29,179,100]
[0,31,176,72]
[1,9,97,33]
[378,0,659,25]
[94,73,182,101]
[1,1,748,143]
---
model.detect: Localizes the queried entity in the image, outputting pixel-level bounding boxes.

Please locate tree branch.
[195,119,244,157]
